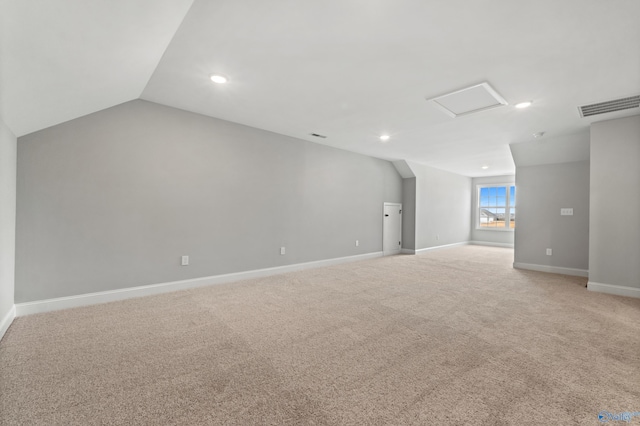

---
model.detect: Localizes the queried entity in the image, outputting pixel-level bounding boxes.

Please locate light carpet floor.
[1,246,639,425]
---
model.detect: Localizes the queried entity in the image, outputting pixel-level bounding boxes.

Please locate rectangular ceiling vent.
[579,95,640,118]
[426,82,508,118]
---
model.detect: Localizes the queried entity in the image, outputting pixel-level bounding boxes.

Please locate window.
[477,185,515,230]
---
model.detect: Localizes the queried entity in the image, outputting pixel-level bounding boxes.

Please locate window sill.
[475,227,514,232]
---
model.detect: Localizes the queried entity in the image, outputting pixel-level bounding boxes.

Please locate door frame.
[382,202,402,256]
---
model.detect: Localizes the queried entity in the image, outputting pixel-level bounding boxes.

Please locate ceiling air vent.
[579,95,640,118]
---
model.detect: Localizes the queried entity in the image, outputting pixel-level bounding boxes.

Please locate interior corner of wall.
[392,160,416,179]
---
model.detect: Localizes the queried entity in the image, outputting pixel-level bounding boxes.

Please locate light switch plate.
[560,208,573,216]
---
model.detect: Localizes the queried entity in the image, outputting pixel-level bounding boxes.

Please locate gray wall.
[589,115,640,289]
[470,175,515,246]
[401,178,416,250]
[16,100,402,302]
[0,116,17,322]
[514,161,590,271]
[411,163,471,249]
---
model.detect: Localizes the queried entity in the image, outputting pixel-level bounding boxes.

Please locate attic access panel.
[427,82,508,118]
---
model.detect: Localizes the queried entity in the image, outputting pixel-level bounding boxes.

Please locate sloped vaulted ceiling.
[2,0,639,177]
[0,0,195,136]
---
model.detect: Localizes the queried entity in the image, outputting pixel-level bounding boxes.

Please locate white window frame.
[476,183,515,231]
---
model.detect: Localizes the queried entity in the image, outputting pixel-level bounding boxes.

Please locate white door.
[383,203,402,255]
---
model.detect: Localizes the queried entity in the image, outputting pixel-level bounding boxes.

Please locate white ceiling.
[510,131,590,168]
[0,0,194,136]
[2,0,639,177]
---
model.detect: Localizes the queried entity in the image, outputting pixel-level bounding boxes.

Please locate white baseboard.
[469,240,514,249]
[513,262,589,278]
[0,305,16,342]
[15,251,384,317]
[587,281,640,299]
[403,241,513,254]
[409,241,470,255]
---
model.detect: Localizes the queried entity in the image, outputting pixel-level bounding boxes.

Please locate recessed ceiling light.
[380,135,390,141]
[210,74,228,84]
[481,165,489,170]
[515,101,532,109]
